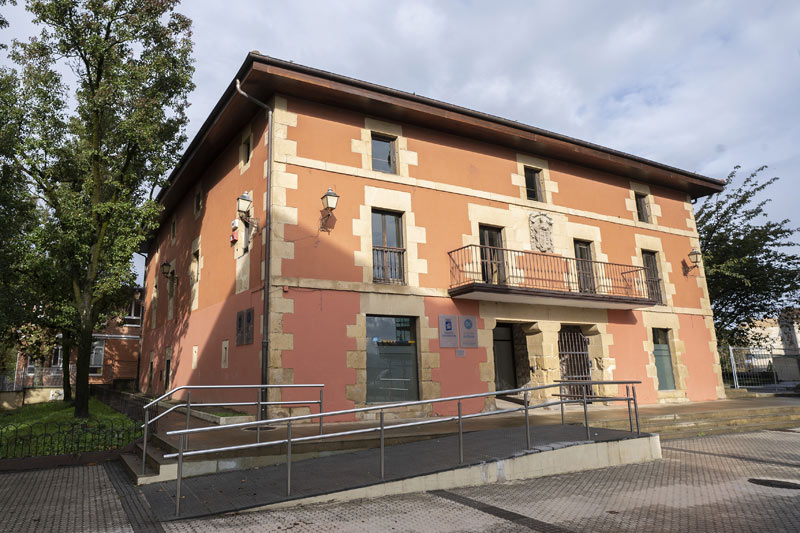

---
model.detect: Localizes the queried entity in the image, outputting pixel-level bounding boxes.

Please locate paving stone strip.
[660,445,800,469]
[105,460,165,533]
[430,489,575,532]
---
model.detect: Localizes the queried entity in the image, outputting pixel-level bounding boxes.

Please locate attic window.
[194,189,203,216]
[241,135,252,167]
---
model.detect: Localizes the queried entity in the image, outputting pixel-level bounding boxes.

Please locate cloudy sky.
[4,0,799,228]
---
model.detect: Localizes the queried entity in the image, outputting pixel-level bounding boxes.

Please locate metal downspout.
[235,80,273,419]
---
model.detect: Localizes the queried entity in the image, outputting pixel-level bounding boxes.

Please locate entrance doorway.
[492,324,517,392]
[558,326,593,398]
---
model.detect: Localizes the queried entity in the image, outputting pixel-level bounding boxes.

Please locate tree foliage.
[5,0,194,416]
[695,165,800,346]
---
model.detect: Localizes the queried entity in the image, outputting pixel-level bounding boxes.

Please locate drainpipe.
[235,79,273,419]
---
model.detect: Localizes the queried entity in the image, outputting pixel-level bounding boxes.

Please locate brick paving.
[2,430,800,532]
[0,464,132,533]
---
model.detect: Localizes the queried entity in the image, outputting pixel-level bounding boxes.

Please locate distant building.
[139,54,726,418]
[5,293,143,400]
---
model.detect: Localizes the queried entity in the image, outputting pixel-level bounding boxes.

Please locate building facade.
[139,54,726,419]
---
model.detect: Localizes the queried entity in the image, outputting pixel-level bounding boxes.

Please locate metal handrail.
[166,379,641,517]
[140,383,325,477]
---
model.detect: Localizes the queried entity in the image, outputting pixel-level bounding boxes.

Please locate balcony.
[448,245,659,309]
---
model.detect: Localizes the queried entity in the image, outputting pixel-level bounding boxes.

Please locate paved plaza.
[2,430,800,532]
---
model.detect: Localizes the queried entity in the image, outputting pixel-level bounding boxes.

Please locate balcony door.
[479,225,505,284]
[574,240,596,293]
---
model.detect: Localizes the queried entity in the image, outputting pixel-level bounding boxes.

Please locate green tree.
[8,0,194,417]
[695,165,800,346]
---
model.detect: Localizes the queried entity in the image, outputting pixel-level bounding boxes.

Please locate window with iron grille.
[642,251,663,304]
[524,167,543,201]
[635,193,650,222]
[372,210,405,284]
[236,308,254,346]
[371,133,395,173]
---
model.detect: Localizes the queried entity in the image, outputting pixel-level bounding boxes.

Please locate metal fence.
[0,420,142,459]
[721,346,800,390]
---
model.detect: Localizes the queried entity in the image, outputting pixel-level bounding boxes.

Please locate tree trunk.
[61,332,72,403]
[74,323,93,418]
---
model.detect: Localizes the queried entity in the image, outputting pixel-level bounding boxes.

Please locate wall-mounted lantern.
[687,248,702,271]
[688,248,701,265]
[319,188,339,231]
[237,193,253,217]
[160,260,176,279]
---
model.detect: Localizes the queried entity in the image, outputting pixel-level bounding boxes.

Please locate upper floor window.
[123,297,143,327]
[524,167,543,202]
[372,210,405,284]
[240,134,252,167]
[170,217,177,242]
[635,193,650,223]
[371,133,396,173]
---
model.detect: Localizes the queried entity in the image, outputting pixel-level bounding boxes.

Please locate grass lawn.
[0,398,140,459]
[0,397,133,427]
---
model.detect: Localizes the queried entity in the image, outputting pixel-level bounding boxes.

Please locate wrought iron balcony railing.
[448,245,657,305]
[373,246,405,284]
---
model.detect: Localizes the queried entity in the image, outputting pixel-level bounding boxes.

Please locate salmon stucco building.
[139,53,726,419]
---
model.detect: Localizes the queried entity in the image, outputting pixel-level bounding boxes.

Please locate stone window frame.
[632,235,675,309]
[221,339,229,369]
[189,236,202,311]
[513,154,556,205]
[523,166,545,202]
[627,182,662,227]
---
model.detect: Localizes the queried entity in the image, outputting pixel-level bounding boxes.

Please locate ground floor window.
[366,315,419,403]
[653,328,676,390]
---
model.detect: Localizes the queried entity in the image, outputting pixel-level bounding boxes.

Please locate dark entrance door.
[492,324,517,392]
[558,326,593,398]
[479,225,505,285]
[573,240,596,293]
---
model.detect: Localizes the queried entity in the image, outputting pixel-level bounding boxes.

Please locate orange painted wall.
[606,310,657,403]
[679,314,719,401]
[425,297,488,415]
[280,288,360,420]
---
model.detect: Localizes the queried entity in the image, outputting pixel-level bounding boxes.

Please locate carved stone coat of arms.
[529,212,554,253]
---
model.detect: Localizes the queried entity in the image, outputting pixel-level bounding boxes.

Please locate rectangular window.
[642,251,663,304]
[26,356,35,375]
[124,298,143,327]
[573,240,596,293]
[371,133,395,173]
[52,346,62,368]
[524,167,543,201]
[90,340,104,375]
[241,135,252,166]
[635,193,650,223]
[366,316,419,403]
[236,308,255,346]
[653,328,676,390]
[372,210,405,284]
